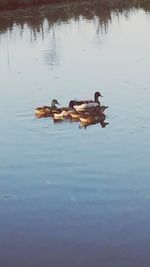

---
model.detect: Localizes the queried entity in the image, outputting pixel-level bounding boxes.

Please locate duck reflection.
[79,114,109,129]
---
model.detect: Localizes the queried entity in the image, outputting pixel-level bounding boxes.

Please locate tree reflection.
[0,0,150,66]
[44,26,59,66]
[0,0,150,36]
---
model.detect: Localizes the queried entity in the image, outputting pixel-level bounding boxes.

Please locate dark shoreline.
[0,0,150,12]
[0,0,67,11]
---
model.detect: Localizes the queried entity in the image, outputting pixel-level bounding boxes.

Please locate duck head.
[51,99,60,107]
[69,100,76,108]
[94,91,103,102]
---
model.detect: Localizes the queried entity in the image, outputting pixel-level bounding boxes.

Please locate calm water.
[0,1,150,266]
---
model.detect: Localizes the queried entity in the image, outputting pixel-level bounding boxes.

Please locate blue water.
[0,2,150,266]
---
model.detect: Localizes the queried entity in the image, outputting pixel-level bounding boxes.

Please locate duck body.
[69,110,80,119]
[73,102,99,112]
[34,106,57,117]
[69,91,102,112]
[34,99,59,117]
[53,107,74,120]
[56,107,73,113]
[69,105,108,120]
[53,110,71,120]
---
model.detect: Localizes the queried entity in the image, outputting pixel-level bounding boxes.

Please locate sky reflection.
[0,2,150,267]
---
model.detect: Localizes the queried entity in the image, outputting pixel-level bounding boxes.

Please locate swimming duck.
[53,110,71,120]
[69,110,80,119]
[34,99,60,117]
[69,104,108,120]
[53,106,75,120]
[82,105,108,115]
[69,91,102,112]
[56,107,74,114]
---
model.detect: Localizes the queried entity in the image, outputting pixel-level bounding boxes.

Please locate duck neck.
[51,100,56,108]
[95,98,100,107]
[97,100,100,106]
[94,94,99,103]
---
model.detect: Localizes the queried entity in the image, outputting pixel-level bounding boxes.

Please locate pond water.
[0,1,150,266]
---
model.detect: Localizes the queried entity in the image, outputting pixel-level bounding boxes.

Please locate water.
[0,1,150,266]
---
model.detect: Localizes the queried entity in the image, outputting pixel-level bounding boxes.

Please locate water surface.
[0,1,150,266]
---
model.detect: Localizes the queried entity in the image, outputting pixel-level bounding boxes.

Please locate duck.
[69,104,108,120]
[69,91,102,112]
[56,107,74,114]
[69,110,80,119]
[83,105,108,115]
[34,99,60,117]
[53,110,71,120]
[53,106,75,120]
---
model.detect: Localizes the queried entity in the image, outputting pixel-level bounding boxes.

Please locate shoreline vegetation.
[0,0,150,11]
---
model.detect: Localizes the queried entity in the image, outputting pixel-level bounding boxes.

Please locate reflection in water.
[44,27,59,66]
[0,2,150,267]
[0,0,150,66]
[53,114,109,129]
[79,118,109,129]
[79,111,109,129]
[0,0,150,37]
[35,108,109,129]
[52,110,109,129]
